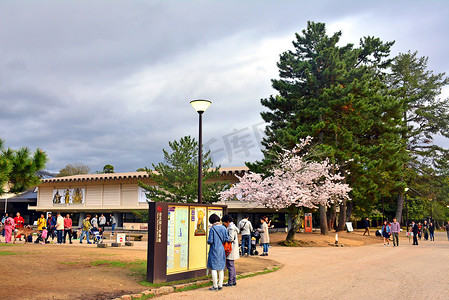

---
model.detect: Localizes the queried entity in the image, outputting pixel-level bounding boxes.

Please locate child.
[40,227,48,245]
[221,214,240,287]
[207,214,228,291]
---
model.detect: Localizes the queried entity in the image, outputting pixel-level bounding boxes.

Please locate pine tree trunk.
[395,194,404,222]
[319,204,328,235]
[336,200,347,232]
[347,200,353,221]
[286,207,303,243]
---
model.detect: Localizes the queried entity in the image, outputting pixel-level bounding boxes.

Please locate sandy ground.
[161,231,449,300]
[0,237,274,300]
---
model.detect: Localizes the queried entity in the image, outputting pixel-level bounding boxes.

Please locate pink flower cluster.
[220,137,351,210]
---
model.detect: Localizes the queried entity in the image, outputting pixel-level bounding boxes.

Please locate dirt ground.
[0,229,400,300]
[0,239,275,300]
[162,231,449,300]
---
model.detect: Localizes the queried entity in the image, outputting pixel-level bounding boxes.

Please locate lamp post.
[190,99,212,204]
[405,187,409,229]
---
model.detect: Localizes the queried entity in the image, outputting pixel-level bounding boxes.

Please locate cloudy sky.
[1,0,448,173]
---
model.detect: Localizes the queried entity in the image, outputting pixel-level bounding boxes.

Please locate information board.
[188,206,207,270]
[167,206,189,274]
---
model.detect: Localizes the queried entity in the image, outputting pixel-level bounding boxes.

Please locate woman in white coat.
[222,214,240,287]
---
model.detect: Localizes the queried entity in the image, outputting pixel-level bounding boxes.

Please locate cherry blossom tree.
[220,137,351,242]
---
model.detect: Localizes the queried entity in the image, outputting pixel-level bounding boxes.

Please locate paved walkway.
[161,232,449,300]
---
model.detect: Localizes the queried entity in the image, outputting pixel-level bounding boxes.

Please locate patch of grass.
[138,275,211,288]
[0,243,16,247]
[90,259,147,278]
[0,251,18,255]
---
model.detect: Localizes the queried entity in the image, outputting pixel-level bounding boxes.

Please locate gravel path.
[161,232,449,299]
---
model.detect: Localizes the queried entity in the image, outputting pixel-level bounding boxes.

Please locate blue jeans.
[56,230,63,244]
[262,243,269,253]
[241,235,251,255]
[111,224,116,234]
[79,230,90,243]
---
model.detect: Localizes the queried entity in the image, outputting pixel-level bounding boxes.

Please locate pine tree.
[139,136,227,203]
[389,51,449,222]
[248,21,404,233]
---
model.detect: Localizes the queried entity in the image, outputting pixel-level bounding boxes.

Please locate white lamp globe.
[190,99,212,113]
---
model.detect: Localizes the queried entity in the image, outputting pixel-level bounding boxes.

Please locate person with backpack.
[222,214,240,287]
[207,213,228,291]
[238,215,253,257]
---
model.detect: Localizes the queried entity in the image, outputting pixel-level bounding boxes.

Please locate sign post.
[147,202,227,283]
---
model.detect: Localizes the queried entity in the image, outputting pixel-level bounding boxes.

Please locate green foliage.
[139,136,227,203]
[102,164,115,173]
[0,139,48,194]
[249,21,406,217]
[57,163,90,177]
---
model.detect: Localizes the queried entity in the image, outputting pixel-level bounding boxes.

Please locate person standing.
[258,217,270,256]
[417,222,422,240]
[381,220,391,246]
[238,215,253,257]
[109,214,117,235]
[429,222,435,242]
[390,217,400,247]
[55,213,64,244]
[412,221,419,245]
[1,213,8,237]
[446,221,449,241]
[79,215,92,244]
[35,214,47,243]
[91,215,98,231]
[4,215,15,243]
[63,214,73,244]
[207,214,228,291]
[46,213,56,243]
[363,217,370,236]
[14,212,25,241]
[423,220,429,241]
[222,214,240,287]
[99,214,106,232]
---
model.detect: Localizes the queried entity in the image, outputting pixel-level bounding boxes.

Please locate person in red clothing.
[14,212,25,241]
[63,214,73,244]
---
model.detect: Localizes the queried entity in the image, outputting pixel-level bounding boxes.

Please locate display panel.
[52,188,85,204]
[167,206,189,274]
[188,207,207,270]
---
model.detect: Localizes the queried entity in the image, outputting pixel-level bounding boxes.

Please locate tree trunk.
[347,200,353,221]
[336,199,347,232]
[327,203,337,230]
[319,204,328,235]
[395,193,404,222]
[286,206,303,242]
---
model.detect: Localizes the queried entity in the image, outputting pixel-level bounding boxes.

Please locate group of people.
[0,212,24,243]
[410,220,436,245]
[78,213,116,244]
[207,214,271,291]
[379,217,438,247]
[1,212,117,244]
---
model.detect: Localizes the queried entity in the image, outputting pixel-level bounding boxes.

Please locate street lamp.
[190,99,212,204]
[405,187,409,229]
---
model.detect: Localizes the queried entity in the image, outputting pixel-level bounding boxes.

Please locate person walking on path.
[4,215,15,243]
[390,218,400,247]
[63,214,73,244]
[363,217,370,236]
[417,222,422,240]
[79,215,92,244]
[222,214,240,287]
[55,213,64,244]
[412,221,419,245]
[99,214,106,233]
[445,222,449,241]
[428,222,435,241]
[258,217,270,256]
[238,215,253,257]
[381,220,391,246]
[1,213,8,237]
[207,214,228,291]
[108,214,117,235]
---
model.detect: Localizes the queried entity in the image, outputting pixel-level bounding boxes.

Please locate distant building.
[29,167,289,228]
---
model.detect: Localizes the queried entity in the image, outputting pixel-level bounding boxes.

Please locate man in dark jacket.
[412,221,419,245]
[363,218,370,236]
[46,213,56,243]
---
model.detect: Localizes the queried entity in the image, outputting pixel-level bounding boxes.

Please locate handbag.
[212,226,232,257]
